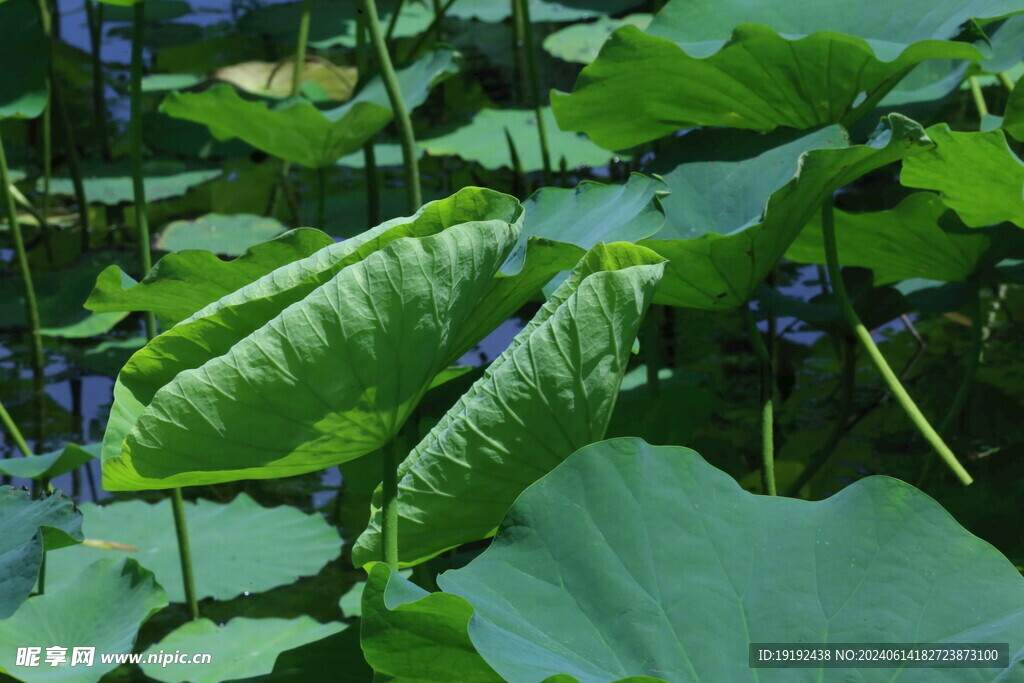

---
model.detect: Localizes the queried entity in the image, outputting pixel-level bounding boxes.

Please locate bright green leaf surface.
[502,173,668,274]
[45,494,342,603]
[368,438,1024,682]
[361,562,502,682]
[102,191,523,489]
[161,49,459,167]
[0,443,98,480]
[353,243,666,567]
[787,193,1024,283]
[0,488,82,619]
[0,559,166,683]
[901,125,1024,228]
[155,213,289,255]
[551,0,1024,147]
[0,0,48,120]
[421,108,615,172]
[140,617,345,683]
[644,115,930,309]
[86,228,333,327]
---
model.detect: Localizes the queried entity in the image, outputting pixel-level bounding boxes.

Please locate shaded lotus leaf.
[0,487,82,620]
[0,0,49,120]
[212,58,358,102]
[352,243,666,567]
[154,213,290,255]
[103,0,189,21]
[161,48,460,167]
[44,493,342,603]
[0,559,166,683]
[0,443,98,481]
[448,0,644,23]
[543,14,652,64]
[266,627,372,682]
[87,228,332,327]
[100,189,525,489]
[140,618,345,683]
[238,0,432,49]
[551,0,1023,148]
[502,173,668,274]
[42,161,221,205]
[141,73,204,92]
[643,115,930,309]
[788,193,1024,283]
[901,124,1024,228]
[364,438,1024,682]
[421,108,615,172]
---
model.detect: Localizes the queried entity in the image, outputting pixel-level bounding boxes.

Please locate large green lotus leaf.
[361,562,501,682]
[420,108,615,172]
[644,115,931,309]
[0,487,83,620]
[140,617,345,683]
[352,243,666,567]
[0,0,48,120]
[0,443,98,480]
[502,173,668,274]
[543,14,653,64]
[238,0,432,49]
[86,228,333,326]
[649,125,847,240]
[448,0,645,24]
[901,125,1024,228]
[550,0,1023,148]
[102,195,522,489]
[98,189,521,478]
[44,493,342,603]
[161,48,460,167]
[43,162,222,205]
[154,213,289,255]
[787,193,1024,284]
[365,438,1024,682]
[0,559,166,683]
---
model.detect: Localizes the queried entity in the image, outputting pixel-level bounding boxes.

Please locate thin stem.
[361,0,421,212]
[53,71,91,250]
[401,0,457,63]
[38,0,53,264]
[315,166,326,228]
[821,198,972,485]
[170,488,200,619]
[0,131,46,449]
[787,335,856,496]
[998,71,1016,92]
[968,75,988,119]
[384,0,405,45]
[291,0,313,96]
[504,126,528,196]
[381,439,400,569]
[431,0,444,42]
[742,306,775,495]
[0,398,34,458]
[131,4,199,620]
[363,145,381,227]
[513,0,552,185]
[644,305,661,398]
[84,0,110,160]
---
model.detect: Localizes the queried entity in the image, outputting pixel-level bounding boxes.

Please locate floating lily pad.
[543,14,652,64]
[43,162,222,205]
[0,0,48,120]
[212,59,358,102]
[155,213,290,255]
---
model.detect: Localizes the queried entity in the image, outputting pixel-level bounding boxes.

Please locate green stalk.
[361,0,422,212]
[741,306,775,496]
[381,438,400,569]
[384,0,405,46]
[53,82,91,250]
[431,0,444,42]
[821,198,972,485]
[644,305,662,398]
[968,75,988,119]
[787,335,856,496]
[0,130,46,449]
[401,0,457,63]
[998,71,1016,92]
[0,398,34,458]
[356,12,382,228]
[315,166,326,229]
[130,3,200,620]
[291,0,312,95]
[512,0,552,185]
[84,0,110,160]
[36,0,54,263]
[504,126,528,196]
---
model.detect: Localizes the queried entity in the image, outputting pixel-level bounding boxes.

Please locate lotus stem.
[315,167,326,228]
[741,306,775,495]
[37,0,54,264]
[0,130,46,451]
[968,75,988,119]
[513,0,553,186]
[84,0,110,160]
[356,12,382,228]
[787,335,856,496]
[998,71,1016,92]
[401,0,457,63]
[384,0,405,45]
[504,126,528,196]
[361,0,422,212]
[432,0,444,42]
[644,305,662,398]
[0,398,34,459]
[131,3,200,620]
[382,438,400,569]
[821,198,972,485]
[291,0,312,96]
[54,84,91,250]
